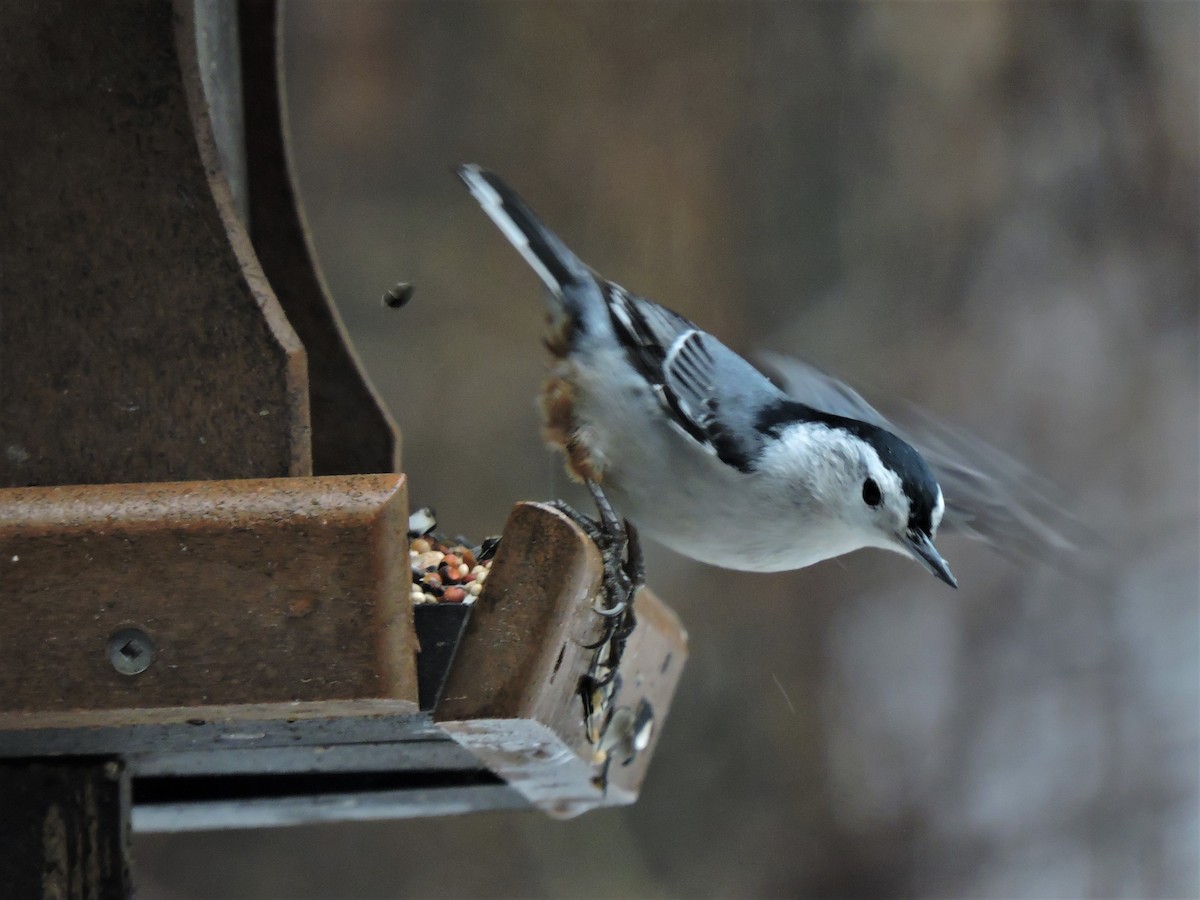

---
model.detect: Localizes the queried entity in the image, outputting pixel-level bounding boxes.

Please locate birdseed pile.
[407,508,498,606]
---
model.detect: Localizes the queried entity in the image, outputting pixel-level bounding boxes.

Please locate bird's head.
[843,424,956,588]
[761,412,957,587]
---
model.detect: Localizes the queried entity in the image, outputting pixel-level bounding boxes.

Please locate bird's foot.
[549,482,642,657]
[551,482,645,785]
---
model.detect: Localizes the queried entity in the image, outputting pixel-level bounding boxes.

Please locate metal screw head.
[107,627,154,675]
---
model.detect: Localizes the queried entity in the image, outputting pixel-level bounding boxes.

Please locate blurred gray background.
[140,2,1198,897]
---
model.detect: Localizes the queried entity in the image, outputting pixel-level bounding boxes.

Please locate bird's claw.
[591,599,629,618]
[553,482,646,788]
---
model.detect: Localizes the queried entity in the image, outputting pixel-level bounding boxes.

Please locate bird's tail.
[457,164,593,304]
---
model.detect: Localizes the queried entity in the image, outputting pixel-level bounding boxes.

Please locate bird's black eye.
[862,478,882,508]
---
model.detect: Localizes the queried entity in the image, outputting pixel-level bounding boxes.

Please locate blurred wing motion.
[757,352,1081,563]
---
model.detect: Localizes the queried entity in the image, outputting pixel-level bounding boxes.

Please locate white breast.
[564,350,875,573]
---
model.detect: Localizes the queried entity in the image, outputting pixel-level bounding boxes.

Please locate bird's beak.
[902,529,958,588]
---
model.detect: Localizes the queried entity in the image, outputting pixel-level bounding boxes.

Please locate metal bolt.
[107,627,154,675]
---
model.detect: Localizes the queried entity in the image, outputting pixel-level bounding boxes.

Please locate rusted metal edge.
[0,700,421,736]
[0,475,415,715]
[131,780,527,833]
[435,503,606,722]
[435,502,688,816]
[174,0,313,477]
[0,477,398,532]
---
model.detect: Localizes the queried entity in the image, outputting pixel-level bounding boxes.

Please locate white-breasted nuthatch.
[459,166,1071,588]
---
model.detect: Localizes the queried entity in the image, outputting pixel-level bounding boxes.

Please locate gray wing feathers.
[661,331,784,470]
[607,286,692,355]
[756,352,892,429]
[604,289,779,469]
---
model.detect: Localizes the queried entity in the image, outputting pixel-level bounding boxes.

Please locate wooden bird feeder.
[0,2,687,895]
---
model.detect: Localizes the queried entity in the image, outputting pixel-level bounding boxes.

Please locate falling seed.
[382,281,414,309]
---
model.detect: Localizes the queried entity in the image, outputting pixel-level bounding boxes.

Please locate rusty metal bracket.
[0,474,415,717]
[0,474,528,831]
[0,485,687,827]
[437,502,688,818]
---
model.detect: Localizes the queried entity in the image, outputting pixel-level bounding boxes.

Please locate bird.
[458,166,971,587]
